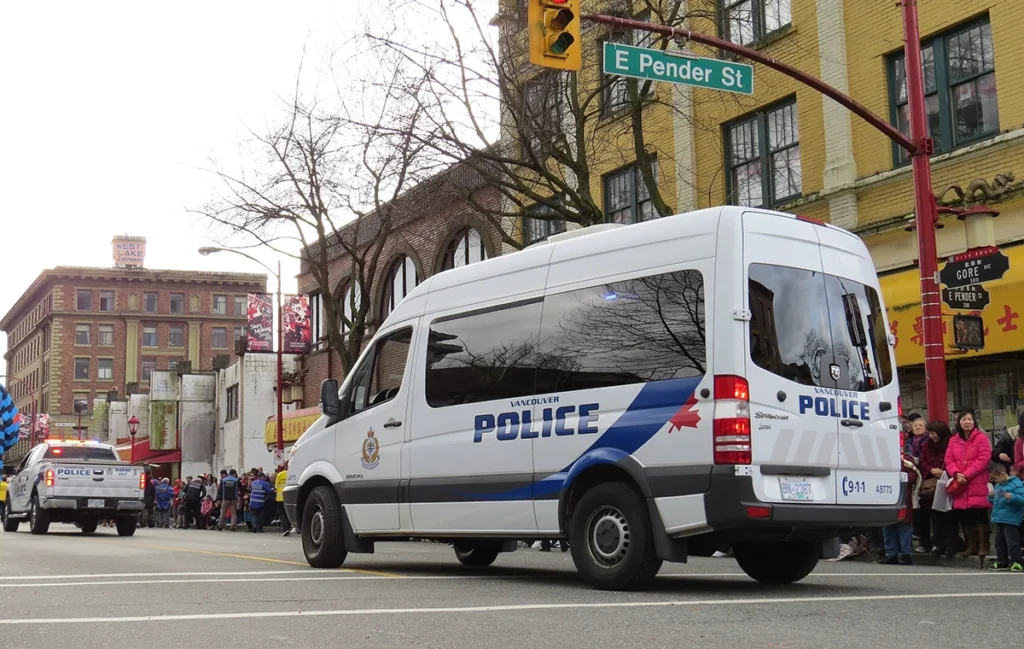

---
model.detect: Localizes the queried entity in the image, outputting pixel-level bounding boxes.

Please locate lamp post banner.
[247,293,274,352]
[283,295,311,353]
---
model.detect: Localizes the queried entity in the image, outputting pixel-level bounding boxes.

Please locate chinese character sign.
[247,293,274,352]
[283,295,311,353]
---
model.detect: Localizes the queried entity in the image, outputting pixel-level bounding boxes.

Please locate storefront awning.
[114,437,180,464]
[264,406,323,446]
[880,243,1024,367]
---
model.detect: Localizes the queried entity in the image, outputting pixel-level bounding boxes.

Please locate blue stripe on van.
[456,375,703,501]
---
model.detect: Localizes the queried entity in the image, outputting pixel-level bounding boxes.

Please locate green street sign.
[602,42,754,95]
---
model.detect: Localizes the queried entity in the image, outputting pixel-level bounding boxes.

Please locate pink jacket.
[1014,436,1024,477]
[944,429,993,510]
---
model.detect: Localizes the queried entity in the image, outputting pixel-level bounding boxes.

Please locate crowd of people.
[128,463,293,535]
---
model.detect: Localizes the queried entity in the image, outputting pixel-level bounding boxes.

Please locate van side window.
[425,301,544,407]
[349,328,412,413]
[535,270,706,393]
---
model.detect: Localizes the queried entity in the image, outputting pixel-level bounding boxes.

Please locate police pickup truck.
[1,440,145,536]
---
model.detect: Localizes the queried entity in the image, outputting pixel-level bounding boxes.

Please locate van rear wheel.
[568,482,662,591]
[79,518,98,535]
[29,496,50,535]
[734,541,819,584]
[453,542,500,567]
[302,486,347,569]
[115,518,136,537]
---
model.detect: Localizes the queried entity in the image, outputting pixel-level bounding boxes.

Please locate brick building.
[1,266,266,460]
[295,159,503,403]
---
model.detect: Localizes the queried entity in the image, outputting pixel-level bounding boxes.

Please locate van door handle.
[879,401,892,412]
[383,419,402,429]
[840,419,864,428]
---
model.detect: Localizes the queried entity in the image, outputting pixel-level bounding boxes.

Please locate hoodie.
[988,475,1024,526]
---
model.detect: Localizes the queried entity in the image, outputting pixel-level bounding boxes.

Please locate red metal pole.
[276,260,284,455]
[901,0,948,422]
[130,434,135,465]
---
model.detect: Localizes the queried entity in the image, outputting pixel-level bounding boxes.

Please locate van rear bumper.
[703,466,902,532]
[283,485,299,524]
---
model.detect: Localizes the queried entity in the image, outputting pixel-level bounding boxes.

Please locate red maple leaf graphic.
[668,393,701,432]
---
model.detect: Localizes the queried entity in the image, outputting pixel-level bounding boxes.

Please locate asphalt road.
[0,524,1017,649]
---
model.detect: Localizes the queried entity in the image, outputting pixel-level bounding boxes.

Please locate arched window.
[338,281,363,337]
[442,228,489,270]
[381,256,419,319]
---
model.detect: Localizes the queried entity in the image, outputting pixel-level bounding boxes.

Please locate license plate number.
[88,499,105,508]
[779,478,812,501]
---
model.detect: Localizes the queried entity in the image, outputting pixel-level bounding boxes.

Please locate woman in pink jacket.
[944,409,993,558]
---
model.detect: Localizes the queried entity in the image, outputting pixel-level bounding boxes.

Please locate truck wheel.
[80,519,98,535]
[734,541,819,584]
[301,486,347,569]
[2,497,18,533]
[568,482,662,591]
[29,495,50,535]
[453,541,500,567]
[115,518,137,537]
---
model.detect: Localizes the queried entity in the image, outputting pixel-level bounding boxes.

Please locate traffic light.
[529,0,581,71]
[952,314,985,350]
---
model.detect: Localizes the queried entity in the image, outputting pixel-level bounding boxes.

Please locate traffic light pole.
[584,6,948,421]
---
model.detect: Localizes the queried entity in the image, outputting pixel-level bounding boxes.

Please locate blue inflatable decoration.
[0,383,21,461]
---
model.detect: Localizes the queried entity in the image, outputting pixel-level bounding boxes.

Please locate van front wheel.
[302,486,347,569]
[453,542,500,567]
[734,541,819,584]
[569,482,662,591]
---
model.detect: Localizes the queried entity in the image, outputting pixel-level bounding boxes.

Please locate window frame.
[345,326,413,415]
[719,0,792,47]
[603,161,659,224]
[99,291,115,312]
[98,324,114,347]
[141,358,157,383]
[73,357,90,380]
[521,71,563,159]
[75,323,91,346]
[168,324,185,348]
[76,290,92,311]
[226,384,240,421]
[97,357,114,381]
[724,97,802,208]
[522,203,567,246]
[887,16,998,166]
[380,257,419,321]
[233,296,247,317]
[211,326,228,349]
[213,295,228,315]
[170,293,185,314]
[442,228,489,271]
[143,292,158,313]
[142,325,158,348]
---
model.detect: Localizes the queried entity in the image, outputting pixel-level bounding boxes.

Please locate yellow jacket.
[275,471,287,502]
[0,480,7,501]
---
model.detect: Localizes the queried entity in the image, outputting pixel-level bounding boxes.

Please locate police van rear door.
[743,212,841,506]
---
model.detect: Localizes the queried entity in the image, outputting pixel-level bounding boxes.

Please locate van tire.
[302,486,347,569]
[116,518,137,537]
[569,482,662,591]
[29,496,50,535]
[2,497,18,532]
[79,519,98,535]
[453,542,500,567]
[734,541,819,584]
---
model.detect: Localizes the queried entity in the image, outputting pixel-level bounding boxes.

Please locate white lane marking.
[1,592,1021,625]
[0,575,512,589]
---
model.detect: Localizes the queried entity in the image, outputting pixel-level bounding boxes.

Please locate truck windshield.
[43,446,119,461]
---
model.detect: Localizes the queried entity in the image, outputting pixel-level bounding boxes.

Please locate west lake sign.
[602,42,754,95]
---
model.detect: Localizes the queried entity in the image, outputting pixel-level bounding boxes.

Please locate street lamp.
[128,415,139,465]
[199,246,285,460]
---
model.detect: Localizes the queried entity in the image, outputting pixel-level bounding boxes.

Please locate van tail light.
[45,469,54,487]
[714,375,751,465]
[139,472,147,490]
[897,396,903,418]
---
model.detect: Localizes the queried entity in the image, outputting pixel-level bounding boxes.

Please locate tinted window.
[425,301,543,407]
[748,263,893,390]
[43,446,119,461]
[536,270,705,393]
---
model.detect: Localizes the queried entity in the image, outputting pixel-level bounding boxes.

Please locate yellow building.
[501,0,1024,425]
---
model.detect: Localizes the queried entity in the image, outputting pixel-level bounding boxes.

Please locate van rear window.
[748,264,893,391]
[43,446,119,461]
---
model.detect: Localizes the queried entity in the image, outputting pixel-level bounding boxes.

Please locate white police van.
[284,206,902,590]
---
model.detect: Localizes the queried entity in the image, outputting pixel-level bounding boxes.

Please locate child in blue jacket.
[987,461,1024,572]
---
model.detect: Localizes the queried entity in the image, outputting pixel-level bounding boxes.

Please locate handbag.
[932,472,952,512]
[919,476,938,499]
[946,475,964,496]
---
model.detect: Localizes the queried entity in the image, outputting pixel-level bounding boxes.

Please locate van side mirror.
[321,379,341,418]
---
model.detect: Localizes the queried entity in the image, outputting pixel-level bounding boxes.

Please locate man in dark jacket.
[218,469,240,531]
[183,475,206,529]
[140,468,156,528]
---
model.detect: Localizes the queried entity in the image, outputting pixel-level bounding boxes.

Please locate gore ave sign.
[939,249,1010,288]
[941,284,990,311]
[602,42,754,95]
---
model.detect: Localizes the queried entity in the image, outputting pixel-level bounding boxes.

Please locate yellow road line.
[94,539,404,579]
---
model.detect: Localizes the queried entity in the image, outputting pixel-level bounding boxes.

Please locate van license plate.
[779,478,812,501]
[88,499,105,508]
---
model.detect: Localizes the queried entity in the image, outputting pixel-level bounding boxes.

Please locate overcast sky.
[0,1,377,377]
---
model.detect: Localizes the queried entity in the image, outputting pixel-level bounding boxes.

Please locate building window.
[213,295,228,315]
[339,282,363,338]
[442,228,489,270]
[142,325,158,347]
[169,324,185,347]
[309,292,324,343]
[889,17,998,164]
[144,292,158,313]
[42,325,49,352]
[602,19,654,115]
[141,359,156,383]
[725,100,801,207]
[99,291,114,312]
[604,162,657,224]
[98,324,114,346]
[211,327,228,349]
[522,204,567,246]
[721,0,791,46]
[233,296,247,317]
[97,358,113,381]
[233,326,246,343]
[73,392,90,414]
[76,290,92,311]
[522,72,562,157]
[380,257,419,320]
[74,357,90,380]
[170,293,185,313]
[42,362,48,385]
[75,324,91,345]
[225,384,239,421]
